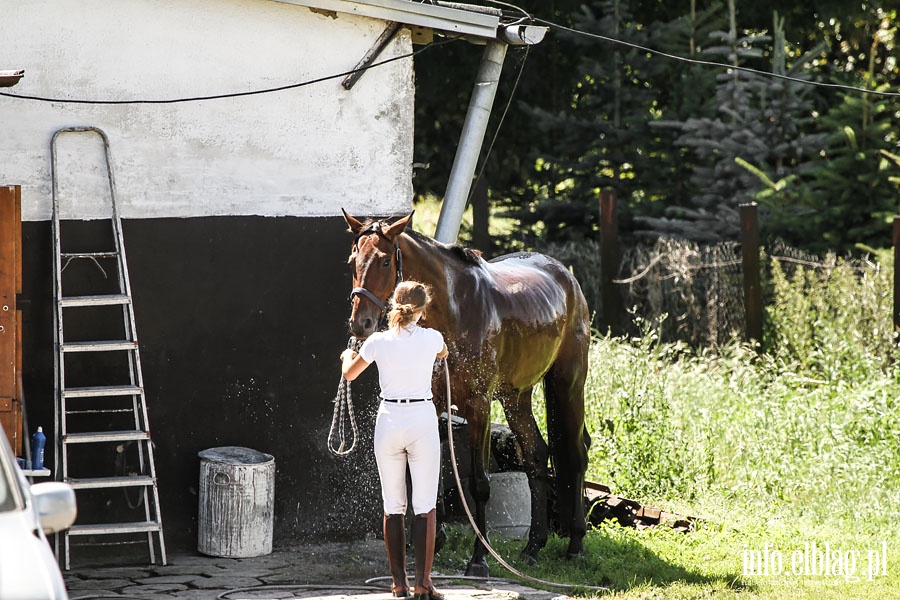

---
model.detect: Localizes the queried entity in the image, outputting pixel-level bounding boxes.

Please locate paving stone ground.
[63,540,574,600]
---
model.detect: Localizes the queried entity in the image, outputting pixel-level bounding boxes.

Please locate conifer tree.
[657,4,828,242]
[504,0,724,241]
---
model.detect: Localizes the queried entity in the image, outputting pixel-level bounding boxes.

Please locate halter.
[349,224,404,314]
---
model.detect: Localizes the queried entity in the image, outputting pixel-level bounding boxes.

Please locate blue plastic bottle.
[31,426,46,471]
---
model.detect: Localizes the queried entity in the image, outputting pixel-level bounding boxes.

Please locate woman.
[341,280,449,600]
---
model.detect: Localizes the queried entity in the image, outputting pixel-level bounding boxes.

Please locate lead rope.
[442,360,609,593]
[328,338,363,456]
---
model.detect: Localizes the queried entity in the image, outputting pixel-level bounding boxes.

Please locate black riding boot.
[384,513,409,598]
[413,509,444,600]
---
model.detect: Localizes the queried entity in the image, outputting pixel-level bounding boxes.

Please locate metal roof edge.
[272,0,500,39]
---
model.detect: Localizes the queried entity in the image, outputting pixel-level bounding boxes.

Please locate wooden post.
[740,202,763,346]
[0,185,22,454]
[893,217,900,331]
[599,190,624,335]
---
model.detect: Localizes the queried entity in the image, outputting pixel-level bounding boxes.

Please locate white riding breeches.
[374,400,441,515]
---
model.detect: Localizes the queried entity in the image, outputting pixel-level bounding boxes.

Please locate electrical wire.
[468,44,531,204]
[534,17,900,98]
[0,38,457,105]
[483,0,532,21]
[3,10,892,105]
[469,4,898,196]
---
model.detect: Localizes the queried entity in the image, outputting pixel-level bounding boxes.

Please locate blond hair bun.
[387,281,432,329]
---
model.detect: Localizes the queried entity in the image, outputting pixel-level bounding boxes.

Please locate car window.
[0,432,24,512]
[0,468,13,512]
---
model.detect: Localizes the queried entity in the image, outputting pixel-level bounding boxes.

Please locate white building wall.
[0,0,414,221]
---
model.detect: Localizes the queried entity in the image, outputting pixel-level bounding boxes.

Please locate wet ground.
[63,539,574,600]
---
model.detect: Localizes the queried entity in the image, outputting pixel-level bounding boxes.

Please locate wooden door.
[0,185,21,455]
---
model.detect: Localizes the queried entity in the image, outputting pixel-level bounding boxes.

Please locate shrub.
[763,248,900,378]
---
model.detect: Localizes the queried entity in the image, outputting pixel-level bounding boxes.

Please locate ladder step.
[68,476,156,490]
[68,521,162,536]
[64,430,150,444]
[66,408,134,415]
[62,340,138,352]
[60,294,131,307]
[62,385,143,398]
[61,251,119,259]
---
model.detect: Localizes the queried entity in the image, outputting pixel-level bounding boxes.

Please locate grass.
[441,332,900,599]
[434,332,900,598]
[438,517,900,599]
[414,195,900,598]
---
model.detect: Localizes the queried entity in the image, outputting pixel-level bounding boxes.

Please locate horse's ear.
[384,211,414,241]
[342,208,365,235]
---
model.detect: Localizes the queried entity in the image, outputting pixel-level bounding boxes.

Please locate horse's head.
[342,209,413,339]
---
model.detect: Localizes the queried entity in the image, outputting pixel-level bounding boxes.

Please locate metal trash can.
[198,446,275,558]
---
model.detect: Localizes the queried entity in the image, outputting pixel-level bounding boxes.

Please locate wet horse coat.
[343,211,591,575]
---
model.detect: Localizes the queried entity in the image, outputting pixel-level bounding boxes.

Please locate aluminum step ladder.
[51,126,166,569]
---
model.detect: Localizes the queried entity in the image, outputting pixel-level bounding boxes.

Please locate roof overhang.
[272,0,545,44]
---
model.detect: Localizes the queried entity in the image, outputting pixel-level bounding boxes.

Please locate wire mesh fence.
[539,236,891,348]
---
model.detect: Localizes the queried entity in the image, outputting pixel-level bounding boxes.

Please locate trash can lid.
[198,446,274,465]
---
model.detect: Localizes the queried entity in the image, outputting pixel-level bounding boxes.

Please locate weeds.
[470,249,900,599]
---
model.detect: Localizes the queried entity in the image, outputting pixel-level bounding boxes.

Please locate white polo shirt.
[358,324,445,400]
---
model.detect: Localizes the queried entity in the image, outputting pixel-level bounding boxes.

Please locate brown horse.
[342,210,591,576]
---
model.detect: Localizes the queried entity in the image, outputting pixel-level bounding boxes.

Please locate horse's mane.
[354,217,483,266]
[405,227,483,266]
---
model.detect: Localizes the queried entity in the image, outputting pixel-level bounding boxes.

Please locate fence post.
[599,190,624,335]
[893,216,900,331]
[740,203,762,346]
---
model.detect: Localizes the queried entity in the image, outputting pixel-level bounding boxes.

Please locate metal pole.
[434,40,508,244]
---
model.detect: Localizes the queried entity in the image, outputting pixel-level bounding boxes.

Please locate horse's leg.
[544,352,590,559]
[463,394,492,577]
[503,389,550,564]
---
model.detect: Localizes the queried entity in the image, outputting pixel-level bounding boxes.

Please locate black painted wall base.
[21,216,385,549]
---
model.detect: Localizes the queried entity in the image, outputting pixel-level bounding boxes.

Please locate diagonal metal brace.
[342,21,402,90]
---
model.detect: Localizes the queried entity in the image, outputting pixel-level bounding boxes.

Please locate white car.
[0,429,77,599]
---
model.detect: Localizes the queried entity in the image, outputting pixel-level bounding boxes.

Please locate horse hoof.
[465,560,490,578]
[565,539,586,561]
[565,546,587,561]
[518,551,539,566]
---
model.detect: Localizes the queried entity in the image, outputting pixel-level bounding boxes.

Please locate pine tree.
[656,4,828,242]
[748,14,900,252]
[505,0,724,241]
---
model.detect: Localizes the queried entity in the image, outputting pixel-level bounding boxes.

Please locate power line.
[0,39,455,105]
[2,11,894,106]
[534,17,900,98]
[470,44,530,201]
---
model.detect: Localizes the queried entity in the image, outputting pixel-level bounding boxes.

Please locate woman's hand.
[340,348,369,381]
